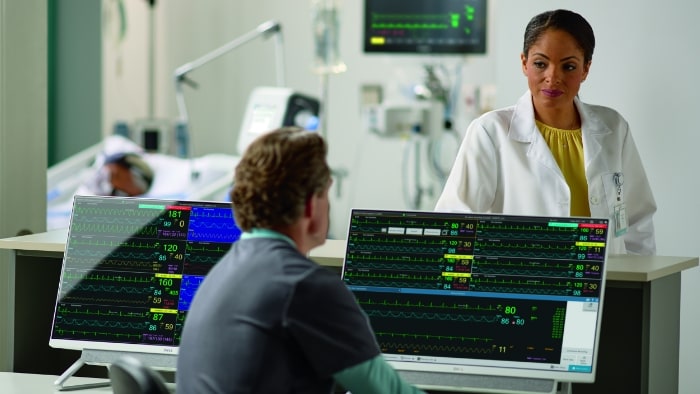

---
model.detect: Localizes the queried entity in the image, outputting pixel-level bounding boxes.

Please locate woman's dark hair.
[523,9,595,64]
[230,127,330,231]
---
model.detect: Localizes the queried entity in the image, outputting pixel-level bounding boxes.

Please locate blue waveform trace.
[188,229,241,243]
[178,275,206,311]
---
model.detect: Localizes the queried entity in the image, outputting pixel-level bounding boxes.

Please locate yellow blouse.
[536,120,591,217]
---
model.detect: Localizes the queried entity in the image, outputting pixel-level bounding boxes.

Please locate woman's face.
[521,28,590,113]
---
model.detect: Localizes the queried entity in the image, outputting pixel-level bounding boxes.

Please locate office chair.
[109,356,170,394]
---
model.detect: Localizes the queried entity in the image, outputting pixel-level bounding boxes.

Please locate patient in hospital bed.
[47,134,239,230]
[89,152,155,197]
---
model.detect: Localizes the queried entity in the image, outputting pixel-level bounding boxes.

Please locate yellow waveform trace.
[575,241,606,247]
[150,308,178,314]
[441,272,471,278]
[444,254,473,260]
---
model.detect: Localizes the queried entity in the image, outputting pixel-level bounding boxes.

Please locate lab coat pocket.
[588,172,619,219]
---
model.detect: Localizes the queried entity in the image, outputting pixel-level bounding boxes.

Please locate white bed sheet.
[47,135,239,230]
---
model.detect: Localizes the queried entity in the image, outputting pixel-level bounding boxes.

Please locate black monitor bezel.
[363,0,488,55]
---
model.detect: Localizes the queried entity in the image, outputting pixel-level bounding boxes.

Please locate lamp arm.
[174,20,282,80]
[174,77,189,124]
[173,20,284,122]
[172,19,285,154]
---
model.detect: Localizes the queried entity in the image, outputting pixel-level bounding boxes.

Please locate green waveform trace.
[376,331,492,342]
[358,298,499,312]
[371,23,448,30]
[64,271,154,284]
[70,238,161,249]
[57,305,147,318]
[53,328,143,340]
[345,271,441,281]
[347,254,444,264]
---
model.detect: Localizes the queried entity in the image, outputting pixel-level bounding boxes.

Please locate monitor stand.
[54,349,177,391]
[400,370,572,394]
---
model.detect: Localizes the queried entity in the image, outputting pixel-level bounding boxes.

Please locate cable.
[427,128,461,186]
[402,131,424,210]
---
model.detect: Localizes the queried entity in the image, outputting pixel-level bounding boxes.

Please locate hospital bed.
[47,135,239,230]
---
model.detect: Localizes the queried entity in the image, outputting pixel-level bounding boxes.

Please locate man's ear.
[304,193,315,219]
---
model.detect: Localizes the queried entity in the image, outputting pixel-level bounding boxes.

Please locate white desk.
[0,372,111,393]
[0,371,179,393]
[1,230,697,393]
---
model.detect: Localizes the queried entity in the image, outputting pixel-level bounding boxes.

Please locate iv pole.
[173,20,285,160]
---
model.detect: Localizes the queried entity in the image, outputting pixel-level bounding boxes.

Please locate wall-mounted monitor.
[363,0,487,55]
[49,196,241,358]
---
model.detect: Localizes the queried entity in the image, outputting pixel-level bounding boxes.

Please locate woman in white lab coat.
[435,9,656,255]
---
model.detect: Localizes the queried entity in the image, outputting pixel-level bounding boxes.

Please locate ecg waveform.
[178,275,206,311]
[70,223,160,237]
[188,207,241,243]
[53,303,178,345]
[69,237,161,249]
[188,229,240,243]
[58,268,180,309]
[475,222,579,240]
[72,205,163,218]
[358,292,565,362]
[344,212,607,298]
[51,197,239,348]
[471,258,586,277]
[184,242,232,275]
[73,216,162,226]
[343,209,608,370]
[364,0,486,55]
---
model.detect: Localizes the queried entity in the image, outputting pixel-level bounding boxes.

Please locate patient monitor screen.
[341,209,609,385]
[49,195,241,354]
[364,0,487,54]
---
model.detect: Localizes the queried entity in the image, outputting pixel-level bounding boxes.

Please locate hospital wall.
[0,0,47,370]
[99,1,700,393]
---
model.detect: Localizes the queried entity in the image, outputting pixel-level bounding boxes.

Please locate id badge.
[614,202,628,237]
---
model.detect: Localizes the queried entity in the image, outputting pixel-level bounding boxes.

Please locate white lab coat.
[436,92,656,255]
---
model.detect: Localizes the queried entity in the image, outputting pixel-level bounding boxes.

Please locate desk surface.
[0,372,112,393]
[0,228,67,253]
[0,371,179,393]
[1,229,697,282]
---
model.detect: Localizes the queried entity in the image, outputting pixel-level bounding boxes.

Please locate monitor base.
[54,349,176,391]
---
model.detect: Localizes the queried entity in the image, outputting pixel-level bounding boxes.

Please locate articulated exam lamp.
[173,20,286,159]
